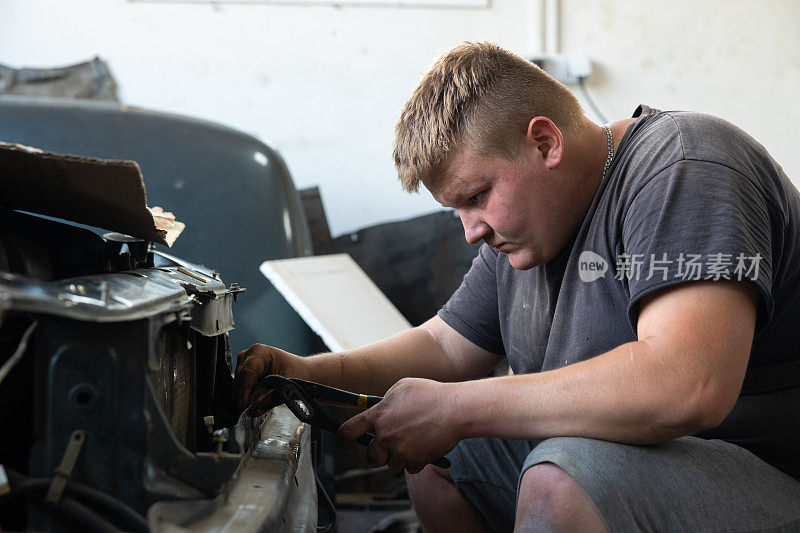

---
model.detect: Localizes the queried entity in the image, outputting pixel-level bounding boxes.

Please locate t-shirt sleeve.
[437,243,505,354]
[622,159,775,332]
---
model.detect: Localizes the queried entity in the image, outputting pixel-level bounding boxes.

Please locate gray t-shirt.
[438,105,800,478]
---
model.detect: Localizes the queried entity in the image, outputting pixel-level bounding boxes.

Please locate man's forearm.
[445,280,756,445]
[451,340,728,445]
[303,325,467,395]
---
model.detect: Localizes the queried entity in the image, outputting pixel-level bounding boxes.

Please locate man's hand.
[234,344,310,409]
[336,377,461,474]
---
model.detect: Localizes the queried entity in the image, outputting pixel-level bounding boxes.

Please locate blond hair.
[393,42,584,193]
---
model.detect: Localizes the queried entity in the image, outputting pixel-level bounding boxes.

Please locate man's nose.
[459,210,491,245]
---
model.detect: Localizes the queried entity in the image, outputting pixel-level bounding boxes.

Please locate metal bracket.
[227,283,245,303]
[45,430,85,506]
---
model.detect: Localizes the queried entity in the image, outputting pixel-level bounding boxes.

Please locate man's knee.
[516,462,607,532]
[406,464,455,507]
[407,465,487,532]
[517,463,572,524]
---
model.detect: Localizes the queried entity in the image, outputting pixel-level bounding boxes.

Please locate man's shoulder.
[631,108,766,167]
[611,107,779,205]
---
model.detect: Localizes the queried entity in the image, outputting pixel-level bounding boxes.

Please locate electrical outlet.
[528,54,592,85]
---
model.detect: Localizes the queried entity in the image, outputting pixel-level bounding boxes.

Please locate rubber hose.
[17,478,150,532]
[5,469,148,532]
[0,483,117,533]
[56,496,120,533]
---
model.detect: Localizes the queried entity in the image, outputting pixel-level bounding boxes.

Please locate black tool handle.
[289,378,383,408]
[356,433,451,469]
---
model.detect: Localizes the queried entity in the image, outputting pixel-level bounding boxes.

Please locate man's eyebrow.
[459,181,488,199]
[433,184,460,207]
[440,180,486,207]
[439,189,467,207]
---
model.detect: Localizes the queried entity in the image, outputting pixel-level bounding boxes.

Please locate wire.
[0,320,38,386]
[578,77,608,124]
[315,472,336,533]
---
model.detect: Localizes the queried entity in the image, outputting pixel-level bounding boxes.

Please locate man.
[235,42,800,531]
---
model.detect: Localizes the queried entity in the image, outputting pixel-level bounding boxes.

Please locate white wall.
[563,0,800,187]
[2,0,799,236]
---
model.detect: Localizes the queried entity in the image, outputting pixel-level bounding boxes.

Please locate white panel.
[260,254,411,352]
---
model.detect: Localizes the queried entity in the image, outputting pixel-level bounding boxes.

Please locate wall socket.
[528,54,592,85]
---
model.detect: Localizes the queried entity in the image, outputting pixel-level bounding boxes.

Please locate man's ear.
[525,117,564,169]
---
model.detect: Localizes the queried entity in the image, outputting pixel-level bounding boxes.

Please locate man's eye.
[469,192,484,205]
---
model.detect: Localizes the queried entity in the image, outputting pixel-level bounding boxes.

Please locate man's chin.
[507,251,539,271]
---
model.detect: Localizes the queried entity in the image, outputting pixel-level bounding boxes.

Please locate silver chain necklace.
[602,125,614,178]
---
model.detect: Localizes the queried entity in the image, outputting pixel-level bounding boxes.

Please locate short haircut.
[393,41,584,193]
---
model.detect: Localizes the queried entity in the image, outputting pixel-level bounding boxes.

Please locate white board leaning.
[260,254,412,353]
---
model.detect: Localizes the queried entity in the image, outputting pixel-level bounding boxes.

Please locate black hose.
[55,496,120,533]
[18,478,149,532]
[3,468,149,532]
[1,482,117,533]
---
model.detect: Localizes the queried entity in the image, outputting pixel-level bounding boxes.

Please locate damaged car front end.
[0,141,321,531]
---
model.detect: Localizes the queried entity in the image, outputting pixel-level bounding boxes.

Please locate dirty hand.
[234,344,309,410]
[336,377,460,474]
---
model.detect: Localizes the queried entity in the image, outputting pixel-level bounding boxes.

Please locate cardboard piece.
[0,141,184,246]
[260,254,411,352]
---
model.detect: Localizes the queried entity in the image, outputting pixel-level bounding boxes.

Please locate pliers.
[248,375,450,469]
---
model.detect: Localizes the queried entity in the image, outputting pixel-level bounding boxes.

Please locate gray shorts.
[446,436,800,532]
